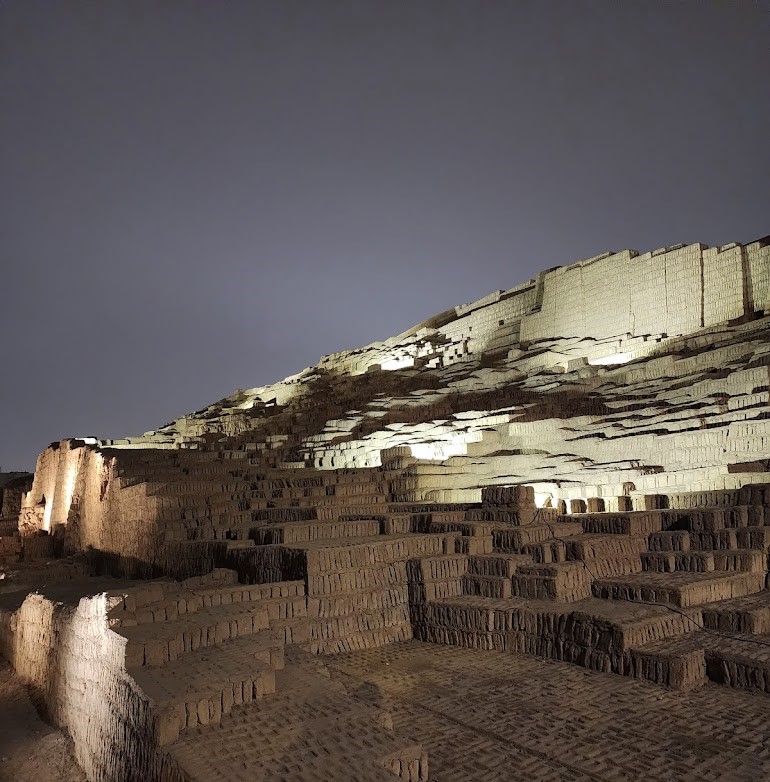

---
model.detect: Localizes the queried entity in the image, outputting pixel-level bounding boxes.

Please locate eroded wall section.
[0,591,186,782]
[19,441,168,575]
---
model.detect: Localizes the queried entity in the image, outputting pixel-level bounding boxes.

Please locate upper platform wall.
[354,238,770,373]
[520,240,769,345]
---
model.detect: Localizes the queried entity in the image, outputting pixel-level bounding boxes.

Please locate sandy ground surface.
[0,660,86,782]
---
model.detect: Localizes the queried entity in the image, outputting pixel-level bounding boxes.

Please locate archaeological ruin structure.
[1,236,769,781]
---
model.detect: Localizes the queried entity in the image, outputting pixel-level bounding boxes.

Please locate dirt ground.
[0,660,86,782]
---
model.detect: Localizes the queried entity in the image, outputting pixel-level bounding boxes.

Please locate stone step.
[306,623,412,655]
[659,507,755,532]
[563,533,647,561]
[737,526,770,551]
[641,551,714,573]
[309,604,411,645]
[413,595,700,681]
[467,553,533,577]
[109,579,305,625]
[688,530,741,551]
[225,539,255,550]
[647,531,691,552]
[461,573,512,599]
[578,512,663,536]
[159,477,381,494]
[429,519,494,537]
[641,549,765,574]
[511,562,592,602]
[382,514,412,535]
[308,585,410,619]
[632,628,770,694]
[133,632,282,745]
[702,591,770,634]
[454,534,493,555]
[492,521,583,551]
[703,633,770,694]
[521,539,567,564]
[307,562,409,596]
[288,533,447,575]
[592,571,766,608]
[627,632,708,690]
[408,576,464,603]
[317,504,390,521]
[119,603,271,668]
[252,519,382,545]
[465,507,557,526]
[262,616,310,646]
[670,527,770,552]
[577,556,643,578]
[407,555,468,582]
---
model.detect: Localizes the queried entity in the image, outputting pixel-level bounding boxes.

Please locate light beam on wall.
[380,356,416,371]
[589,352,635,366]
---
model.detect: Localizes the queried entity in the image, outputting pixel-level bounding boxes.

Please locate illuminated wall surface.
[3,237,770,782]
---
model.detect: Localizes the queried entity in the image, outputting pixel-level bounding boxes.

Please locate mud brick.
[648,531,691,552]
[512,562,592,602]
[461,574,512,599]
[581,512,663,536]
[631,636,707,690]
[641,551,714,573]
[455,535,493,555]
[467,553,532,577]
[522,540,567,564]
[702,592,770,634]
[383,514,412,534]
[689,530,738,550]
[593,571,765,607]
[737,526,770,550]
[481,484,535,508]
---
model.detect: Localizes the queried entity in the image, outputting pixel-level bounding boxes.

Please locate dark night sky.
[1,2,768,470]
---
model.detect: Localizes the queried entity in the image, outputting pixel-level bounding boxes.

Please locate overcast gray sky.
[1,1,768,470]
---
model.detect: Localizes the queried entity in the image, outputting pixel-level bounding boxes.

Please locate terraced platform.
[7,485,770,780]
[2,236,769,780]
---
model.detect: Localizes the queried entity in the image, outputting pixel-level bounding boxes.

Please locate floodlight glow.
[381,356,415,371]
[589,352,635,366]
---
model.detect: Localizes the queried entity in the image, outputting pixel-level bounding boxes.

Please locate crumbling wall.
[20,440,87,534]
[0,473,33,519]
[18,441,170,576]
[436,283,537,361]
[0,591,187,782]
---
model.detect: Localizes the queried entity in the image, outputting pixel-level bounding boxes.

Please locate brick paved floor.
[325,641,770,782]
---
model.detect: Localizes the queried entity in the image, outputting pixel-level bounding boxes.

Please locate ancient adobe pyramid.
[4,236,770,782]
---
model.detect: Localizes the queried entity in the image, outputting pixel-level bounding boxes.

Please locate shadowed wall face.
[1,2,769,470]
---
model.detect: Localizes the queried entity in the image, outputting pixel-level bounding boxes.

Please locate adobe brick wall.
[0,591,189,782]
[19,442,168,576]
